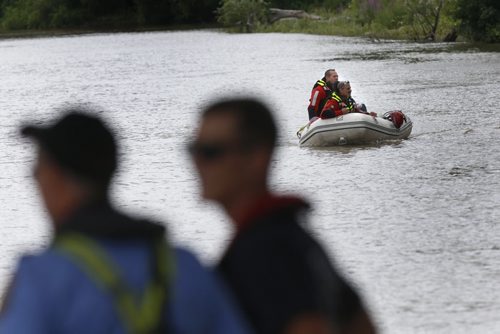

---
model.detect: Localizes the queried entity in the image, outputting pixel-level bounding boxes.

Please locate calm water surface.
[0,31,499,333]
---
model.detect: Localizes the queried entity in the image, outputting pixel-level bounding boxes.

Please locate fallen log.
[269,8,321,24]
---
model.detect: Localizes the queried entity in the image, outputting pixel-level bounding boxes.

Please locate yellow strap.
[316,79,326,87]
[55,233,172,333]
[331,93,342,102]
[331,93,355,112]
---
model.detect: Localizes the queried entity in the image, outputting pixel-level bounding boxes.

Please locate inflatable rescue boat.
[297,111,412,147]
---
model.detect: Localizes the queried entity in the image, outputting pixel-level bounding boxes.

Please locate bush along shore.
[218,0,499,43]
[0,0,220,38]
[0,0,498,43]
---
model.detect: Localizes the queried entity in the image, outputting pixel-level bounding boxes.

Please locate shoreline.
[1,25,498,52]
[0,23,219,41]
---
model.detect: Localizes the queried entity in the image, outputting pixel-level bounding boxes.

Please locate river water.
[0,30,499,333]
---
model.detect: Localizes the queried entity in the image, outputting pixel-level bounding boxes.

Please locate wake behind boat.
[297,111,412,147]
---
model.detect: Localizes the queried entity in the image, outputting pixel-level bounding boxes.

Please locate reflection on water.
[319,41,500,63]
[302,139,405,154]
[0,31,499,333]
[323,52,439,63]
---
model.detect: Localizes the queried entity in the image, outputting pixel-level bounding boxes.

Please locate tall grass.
[256,4,460,41]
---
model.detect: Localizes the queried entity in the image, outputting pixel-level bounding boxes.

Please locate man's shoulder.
[312,84,329,93]
[246,214,312,243]
[167,247,253,334]
[3,247,94,313]
[172,247,209,275]
[225,216,322,267]
[20,243,204,273]
[10,247,98,295]
[16,247,76,273]
[171,246,225,293]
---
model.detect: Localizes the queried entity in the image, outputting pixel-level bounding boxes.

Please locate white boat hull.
[297,113,413,147]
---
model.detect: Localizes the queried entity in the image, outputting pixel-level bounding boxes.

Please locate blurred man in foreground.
[0,109,250,333]
[189,97,376,334]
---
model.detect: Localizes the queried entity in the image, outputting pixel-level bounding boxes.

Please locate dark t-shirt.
[217,204,362,334]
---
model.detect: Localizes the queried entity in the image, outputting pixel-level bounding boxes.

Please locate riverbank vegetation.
[0,0,498,43]
[219,0,499,43]
[0,0,219,32]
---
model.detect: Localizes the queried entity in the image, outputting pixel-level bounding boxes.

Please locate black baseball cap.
[21,110,117,187]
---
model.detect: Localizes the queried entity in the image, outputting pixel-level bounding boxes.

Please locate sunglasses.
[187,141,247,162]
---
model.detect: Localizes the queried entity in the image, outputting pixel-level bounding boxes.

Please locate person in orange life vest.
[307,69,338,120]
[320,81,353,119]
[321,81,376,119]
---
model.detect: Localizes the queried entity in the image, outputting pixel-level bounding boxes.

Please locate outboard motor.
[358,103,368,113]
[383,110,406,129]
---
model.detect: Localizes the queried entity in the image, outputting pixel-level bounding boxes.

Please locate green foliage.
[0,0,496,43]
[1,0,86,29]
[455,0,499,42]
[265,0,349,11]
[372,0,407,30]
[348,0,384,25]
[401,0,443,40]
[259,15,366,36]
[256,0,461,41]
[217,0,269,32]
[337,0,457,41]
[133,0,220,25]
[134,0,173,25]
[0,0,221,31]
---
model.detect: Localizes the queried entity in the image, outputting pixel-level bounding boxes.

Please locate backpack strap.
[55,233,174,333]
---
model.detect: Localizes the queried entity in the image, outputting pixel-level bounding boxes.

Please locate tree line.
[218,0,498,43]
[0,0,498,43]
[0,0,220,30]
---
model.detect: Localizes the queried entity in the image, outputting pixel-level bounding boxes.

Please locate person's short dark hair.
[324,69,336,78]
[21,109,117,191]
[201,97,278,151]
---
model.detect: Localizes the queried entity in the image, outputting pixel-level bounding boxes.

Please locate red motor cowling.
[383,110,406,129]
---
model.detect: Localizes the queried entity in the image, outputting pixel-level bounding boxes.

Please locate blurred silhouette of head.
[189,97,277,210]
[21,108,117,224]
